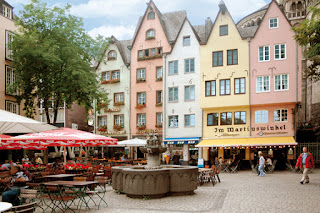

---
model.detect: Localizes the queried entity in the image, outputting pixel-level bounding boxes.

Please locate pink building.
[129,0,186,139]
[250,0,302,138]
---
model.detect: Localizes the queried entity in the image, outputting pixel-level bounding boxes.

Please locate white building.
[164,19,204,165]
[96,36,131,142]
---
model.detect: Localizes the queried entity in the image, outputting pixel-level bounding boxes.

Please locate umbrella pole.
[102,147,104,158]
[64,146,67,165]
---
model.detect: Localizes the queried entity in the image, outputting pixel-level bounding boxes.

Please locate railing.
[286,11,306,19]
[297,142,320,163]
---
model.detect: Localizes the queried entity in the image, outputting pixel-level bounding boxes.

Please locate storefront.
[164,137,200,165]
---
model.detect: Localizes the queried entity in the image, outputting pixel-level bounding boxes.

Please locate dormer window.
[3,5,12,19]
[146,29,155,40]
[269,18,278,29]
[108,50,117,60]
[147,11,155,20]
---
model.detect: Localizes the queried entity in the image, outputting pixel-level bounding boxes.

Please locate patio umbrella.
[117,138,147,147]
[0,109,58,134]
[1,127,118,164]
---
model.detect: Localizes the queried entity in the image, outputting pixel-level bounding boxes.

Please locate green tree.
[10,0,108,125]
[293,3,320,81]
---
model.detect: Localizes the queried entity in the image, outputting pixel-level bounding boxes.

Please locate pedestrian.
[172,151,180,165]
[295,147,314,184]
[258,151,266,177]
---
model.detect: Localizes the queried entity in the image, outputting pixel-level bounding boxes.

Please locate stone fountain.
[111,134,198,198]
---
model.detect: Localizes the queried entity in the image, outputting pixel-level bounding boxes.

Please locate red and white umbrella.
[0,127,117,147]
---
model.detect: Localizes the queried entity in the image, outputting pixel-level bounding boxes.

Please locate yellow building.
[199,1,250,162]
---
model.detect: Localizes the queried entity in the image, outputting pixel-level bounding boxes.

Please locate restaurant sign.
[214,124,287,134]
[137,129,162,134]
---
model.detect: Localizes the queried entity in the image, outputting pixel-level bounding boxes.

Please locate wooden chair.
[0,170,11,193]
[6,202,37,213]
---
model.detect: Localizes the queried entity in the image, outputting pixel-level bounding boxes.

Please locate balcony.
[286,11,306,20]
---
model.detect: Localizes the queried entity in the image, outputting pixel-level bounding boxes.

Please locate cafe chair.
[5,201,37,213]
[266,160,277,173]
[230,160,240,173]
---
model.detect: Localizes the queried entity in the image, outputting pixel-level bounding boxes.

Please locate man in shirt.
[296,147,314,184]
[35,154,43,164]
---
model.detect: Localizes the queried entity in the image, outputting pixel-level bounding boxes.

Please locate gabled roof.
[130,0,186,46]
[2,0,13,9]
[193,25,206,44]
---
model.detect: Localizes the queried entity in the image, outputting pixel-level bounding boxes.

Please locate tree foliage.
[10,0,108,124]
[293,4,320,81]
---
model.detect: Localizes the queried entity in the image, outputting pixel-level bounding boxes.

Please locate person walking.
[295,147,314,184]
[258,151,266,177]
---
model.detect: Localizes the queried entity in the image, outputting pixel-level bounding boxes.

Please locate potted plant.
[156,76,163,81]
[137,124,146,130]
[98,125,107,132]
[155,123,162,128]
[136,78,146,83]
[114,124,124,130]
[101,80,110,84]
[135,103,146,109]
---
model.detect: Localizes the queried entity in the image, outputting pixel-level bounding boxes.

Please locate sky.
[7,0,271,40]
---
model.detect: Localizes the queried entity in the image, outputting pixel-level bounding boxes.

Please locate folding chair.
[7,201,37,213]
[267,160,277,173]
[230,160,240,173]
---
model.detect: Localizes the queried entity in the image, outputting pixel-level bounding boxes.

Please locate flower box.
[114,101,124,106]
[137,124,146,130]
[101,80,110,84]
[155,123,163,128]
[108,57,116,60]
[138,54,162,61]
[156,77,163,81]
[136,78,146,83]
[156,102,162,107]
[98,125,107,132]
[114,125,124,130]
[146,36,155,40]
[135,103,146,109]
[110,79,120,83]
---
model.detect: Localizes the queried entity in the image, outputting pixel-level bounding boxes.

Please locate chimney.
[219,0,227,15]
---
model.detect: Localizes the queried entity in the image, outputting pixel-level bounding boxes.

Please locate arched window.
[108,50,117,60]
[297,1,303,10]
[257,18,261,25]
[148,11,155,20]
[146,29,155,39]
[291,2,296,11]
[251,20,255,26]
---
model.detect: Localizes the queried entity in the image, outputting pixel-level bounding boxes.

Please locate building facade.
[199,2,250,163]
[95,36,131,141]
[164,19,203,165]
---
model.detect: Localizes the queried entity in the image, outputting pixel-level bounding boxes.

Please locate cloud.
[88,25,135,40]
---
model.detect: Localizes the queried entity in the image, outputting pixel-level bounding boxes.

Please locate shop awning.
[196,136,297,147]
[164,137,200,145]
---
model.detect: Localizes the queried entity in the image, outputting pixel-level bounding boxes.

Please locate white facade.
[164,20,202,163]
[96,40,130,140]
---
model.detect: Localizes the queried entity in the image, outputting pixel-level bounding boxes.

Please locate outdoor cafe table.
[41,181,99,212]
[198,168,212,185]
[44,174,80,181]
[0,202,12,212]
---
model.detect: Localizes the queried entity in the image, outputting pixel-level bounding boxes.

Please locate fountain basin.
[111,165,198,198]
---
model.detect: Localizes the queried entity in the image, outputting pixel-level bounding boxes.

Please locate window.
[227,49,238,65]
[169,61,178,75]
[275,74,288,91]
[108,50,117,60]
[274,109,288,122]
[3,5,12,19]
[212,51,223,67]
[185,58,195,73]
[255,110,268,124]
[156,90,163,105]
[207,113,219,126]
[185,85,195,101]
[5,101,18,114]
[137,69,146,82]
[112,70,120,80]
[145,49,149,57]
[220,79,231,95]
[269,18,278,29]
[168,87,178,102]
[5,66,15,95]
[234,78,245,94]
[256,76,270,92]
[259,46,270,61]
[114,93,124,104]
[114,115,124,126]
[205,81,216,96]
[274,44,286,60]
[234,111,246,124]
[168,115,179,127]
[183,36,190,46]
[220,25,228,36]
[102,72,110,81]
[138,50,143,58]
[221,112,232,125]
[137,92,146,105]
[137,114,146,125]
[147,11,155,19]
[146,29,155,39]
[150,48,156,55]
[156,67,162,80]
[98,116,107,127]
[185,114,195,127]
[156,113,163,124]
[5,31,14,60]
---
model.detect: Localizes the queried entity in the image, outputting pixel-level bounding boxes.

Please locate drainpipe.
[128,64,131,140]
[162,54,167,144]
[295,39,299,140]
[248,37,252,137]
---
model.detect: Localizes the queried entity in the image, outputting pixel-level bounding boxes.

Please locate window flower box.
[98,125,107,132]
[136,78,146,83]
[156,77,163,81]
[137,124,146,130]
[108,57,116,60]
[114,124,124,131]
[146,36,155,40]
[110,79,120,83]
[101,80,110,84]
[156,102,162,107]
[138,54,162,61]
[114,101,124,106]
[136,103,146,109]
[155,123,162,128]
